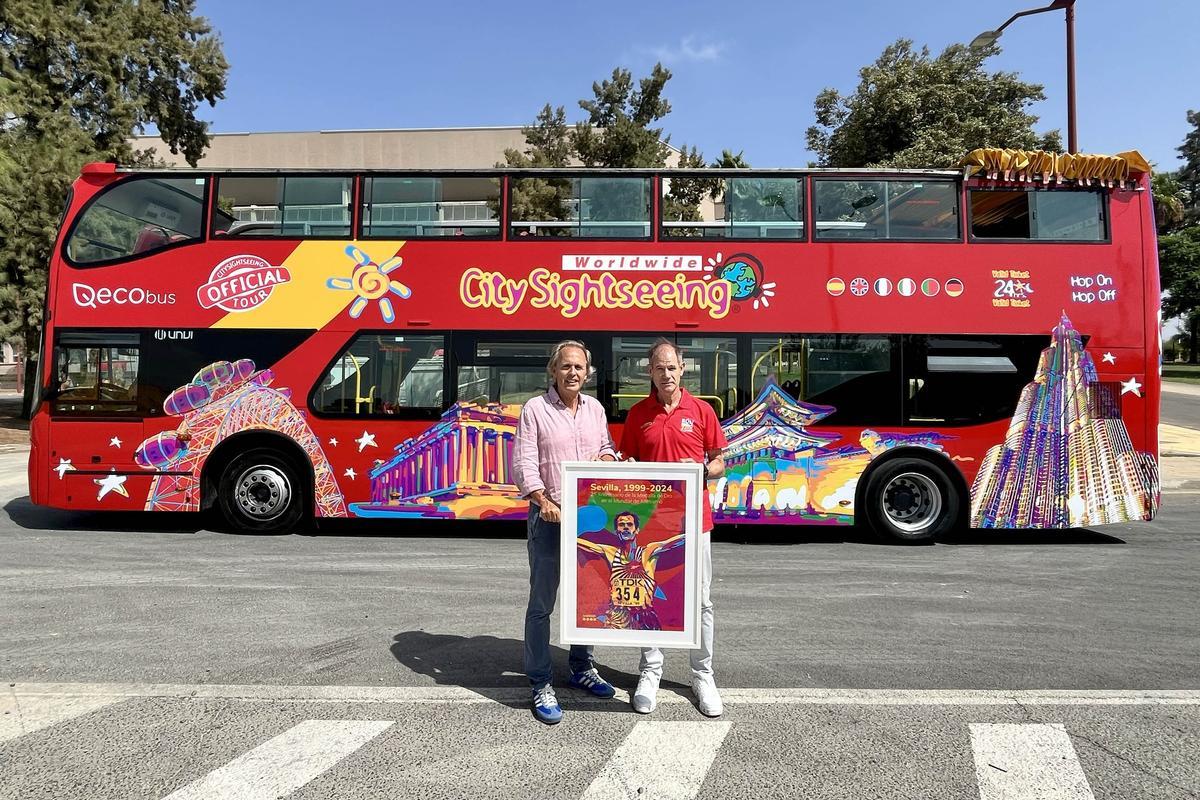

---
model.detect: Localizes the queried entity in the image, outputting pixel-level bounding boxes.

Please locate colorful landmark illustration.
[969,315,1160,528]
[349,401,526,519]
[711,379,952,523]
[134,359,346,517]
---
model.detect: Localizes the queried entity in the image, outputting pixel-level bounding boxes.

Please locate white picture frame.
[559,460,703,649]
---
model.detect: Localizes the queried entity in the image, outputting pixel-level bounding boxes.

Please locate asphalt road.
[2,450,1198,799]
[1162,384,1200,428]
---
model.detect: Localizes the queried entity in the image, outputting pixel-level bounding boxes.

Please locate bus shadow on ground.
[390,630,669,713]
[714,524,1124,546]
[3,496,202,534]
[314,518,527,539]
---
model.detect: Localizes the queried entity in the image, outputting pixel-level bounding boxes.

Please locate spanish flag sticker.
[945,278,964,297]
[826,277,846,296]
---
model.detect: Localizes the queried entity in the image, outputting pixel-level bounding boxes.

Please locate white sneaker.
[692,674,723,717]
[632,671,660,714]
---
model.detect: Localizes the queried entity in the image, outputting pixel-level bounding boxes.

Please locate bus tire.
[216,448,307,534]
[862,456,959,544]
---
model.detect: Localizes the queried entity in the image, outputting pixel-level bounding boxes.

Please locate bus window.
[455,339,567,406]
[52,332,141,414]
[904,335,1045,425]
[662,177,804,240]
[213,176,351,238]
[66,176,205,265]
[814,179,958,241]
[609,336,657,419]
[609,336,736,419]
[509,176,651,239]
[751,334,900,425]
[970,189,1105,241]
[314,333,445,418]
[361,176,500,238]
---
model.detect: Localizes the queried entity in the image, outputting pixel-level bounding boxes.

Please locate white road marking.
[161,719,393,800]
[8,683,1200,707]
[971,723,1095,800]
[580,721,731,800]
[0,692,126,743]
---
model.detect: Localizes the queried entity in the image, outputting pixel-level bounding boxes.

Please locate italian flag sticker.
[897,278,917,296]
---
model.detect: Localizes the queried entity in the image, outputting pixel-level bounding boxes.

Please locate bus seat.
[132,226,170,253]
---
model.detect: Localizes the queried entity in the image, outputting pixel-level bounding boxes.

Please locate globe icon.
[717,260,760,300]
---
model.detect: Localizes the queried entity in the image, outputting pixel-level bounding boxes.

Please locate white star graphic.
[1102,352,1116,365]
[109,436,122,448]
[329,437,339,447]
[344,468,357,480]
[94,472,129,500]
[53,458,75,479]
[1120,377,1142,397]
[355,431,377,452]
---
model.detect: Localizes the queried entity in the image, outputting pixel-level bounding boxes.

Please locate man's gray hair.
[647,337,684,366]
[546,339,593,379]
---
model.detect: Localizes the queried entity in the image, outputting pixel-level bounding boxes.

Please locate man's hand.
[539,501,561,523]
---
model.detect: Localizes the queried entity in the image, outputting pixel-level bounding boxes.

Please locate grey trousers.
[639,532,713,679]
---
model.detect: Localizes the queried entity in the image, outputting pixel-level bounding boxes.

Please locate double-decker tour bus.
[28,149,1161,542]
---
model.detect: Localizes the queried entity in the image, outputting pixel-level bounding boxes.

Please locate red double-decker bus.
[28,152,1161,542]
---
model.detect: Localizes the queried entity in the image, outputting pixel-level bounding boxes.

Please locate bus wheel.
[863,457,959,544]
[217,449,306,534]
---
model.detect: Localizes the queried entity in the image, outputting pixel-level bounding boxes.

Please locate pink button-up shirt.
[511,386,616,505]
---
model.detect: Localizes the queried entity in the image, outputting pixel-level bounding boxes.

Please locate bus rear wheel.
[217,449,306,534]
[862,457,959,544]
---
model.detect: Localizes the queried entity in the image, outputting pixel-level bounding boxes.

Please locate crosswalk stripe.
[10,682,1200,706]
[580,721,731,800]
[160,719,393,800]
[0,693,126,744]
[970,723,1095,800]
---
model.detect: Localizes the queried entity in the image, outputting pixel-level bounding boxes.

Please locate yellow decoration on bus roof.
[211,240,406,330]
[961,148,1149,186]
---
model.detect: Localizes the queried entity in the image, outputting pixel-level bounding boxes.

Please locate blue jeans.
[525,504,594,689]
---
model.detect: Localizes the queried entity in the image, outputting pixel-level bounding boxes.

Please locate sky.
[194,0,1198,171]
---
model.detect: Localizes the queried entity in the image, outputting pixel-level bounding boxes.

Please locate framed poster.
[559,461,703,649]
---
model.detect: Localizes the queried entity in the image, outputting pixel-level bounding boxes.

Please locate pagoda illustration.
[969,314,1160,528]
[713,379,951,522]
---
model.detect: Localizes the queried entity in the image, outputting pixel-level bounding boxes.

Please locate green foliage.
[499,104,573,226]
[1152,171,1189,236]
[0,0,227,378]
[1176,110,1200,225]
[805,39,1061,168]
[572,64,673,169]
[1160,226,1200,321]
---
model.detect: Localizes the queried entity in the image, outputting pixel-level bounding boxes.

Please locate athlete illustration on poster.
[576,509,685,631]
[572,476,691,634]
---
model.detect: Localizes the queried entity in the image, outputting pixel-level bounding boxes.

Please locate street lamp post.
[970,0,1077,154]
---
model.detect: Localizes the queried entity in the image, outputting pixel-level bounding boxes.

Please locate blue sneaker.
[532,685,562,724]
[569,668,616,699]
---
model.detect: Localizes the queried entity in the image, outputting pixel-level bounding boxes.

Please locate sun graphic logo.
[704,252,776,310]
[326,245,412,323]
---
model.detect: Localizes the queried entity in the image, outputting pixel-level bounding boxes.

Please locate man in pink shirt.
[511,340,618,724]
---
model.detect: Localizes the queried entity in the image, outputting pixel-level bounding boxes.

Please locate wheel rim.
[233,464,292,522]
[880,471,942,534]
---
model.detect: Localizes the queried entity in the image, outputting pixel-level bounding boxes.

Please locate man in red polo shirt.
[619,337,727,717]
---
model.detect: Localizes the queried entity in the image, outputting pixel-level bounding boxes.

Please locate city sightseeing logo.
[197,254,292,313]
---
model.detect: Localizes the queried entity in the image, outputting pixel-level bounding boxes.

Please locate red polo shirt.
[620,388,728,531]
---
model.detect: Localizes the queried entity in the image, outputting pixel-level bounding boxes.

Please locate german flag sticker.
[826,277,846,296]
[945,278,964,297]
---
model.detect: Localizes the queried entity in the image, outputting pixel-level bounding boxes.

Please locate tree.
[1177,110,1200,225]
[1160,226,1200,363]
[499,104,573,227]
[572,64,674,169]
[806,39,1061,169]
[0,0,227,411]
[1152,171,1189,236]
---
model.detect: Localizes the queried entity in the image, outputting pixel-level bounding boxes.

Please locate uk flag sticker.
[849,277,869,297]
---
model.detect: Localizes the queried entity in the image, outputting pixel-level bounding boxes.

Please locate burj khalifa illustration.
[970,314,1159,528]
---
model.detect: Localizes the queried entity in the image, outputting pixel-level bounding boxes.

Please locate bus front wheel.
[862,457,960,544]
[217,449,307,534]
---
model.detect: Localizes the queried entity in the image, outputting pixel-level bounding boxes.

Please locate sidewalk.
[0,393,28,446]
[1162,380,1200,397]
